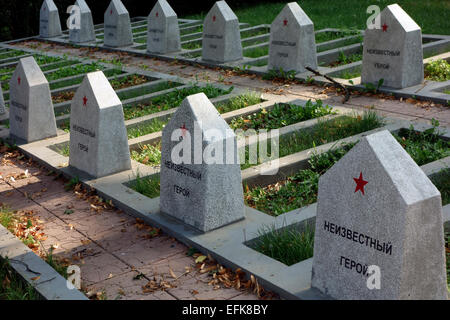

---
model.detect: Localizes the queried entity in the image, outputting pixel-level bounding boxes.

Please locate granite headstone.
[311,130,448,300]
[69,0,95,43]
[0,86,5,115]
[9,56,57,144]
[160,93,245,232]
[202,1,243,63]
[104,0,133,47]
[147,0,181,54]
[361,4,424,89]
[39,0,62,38]
[268,2,318,73]
[69,71,131,178]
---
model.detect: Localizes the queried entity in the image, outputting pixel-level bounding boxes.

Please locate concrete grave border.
[0,96,448,299]
[0,224,88,300]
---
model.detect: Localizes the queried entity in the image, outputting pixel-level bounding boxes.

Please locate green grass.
[393,122,450,166]
[182,41,202,50]
[46,62,105,82]
[216,91,262,114]
[129,173,161,199]
[230,100,334,131]
[130,143,162,167]
[123,83,233,120]
[0,50,26,60]
[48,69,123,91]
[117,81,180,101]
[243,46,269,58]
[244,121,449,216]
[0,257,39,300]
[251,224,315,266]
[430,169,450,206]
[183,1,450,35]
[315,30,361,43]
[340,70,361,79]
[241,28,270,39]
[425,59,450,81]
[444,89,450,95]
[326,51,363,67]
[127,119,167,139]
[40,60,79,72]
[244,143,355,216]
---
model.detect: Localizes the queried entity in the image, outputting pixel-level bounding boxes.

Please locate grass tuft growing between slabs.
[0,257,39,300]
[250,223,315,266]
[425,59,450,82]
[131,143,162,167]
[129,173,161,199]
[393,120,449,166]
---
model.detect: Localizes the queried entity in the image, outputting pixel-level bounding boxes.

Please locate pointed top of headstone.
[107,0,129,15]
[206,0,238,22]
[268,2,317,73]
[322,130,439,204]
[312,130,447,299]
[150,0,177,18]
[75,0,92,13]
[41,0,58,12]
[362,3,423,89]
[40,0,62,38]
[11,56,48,88]
[273,2,313,27]
[381,4,420,33]
[74,71,121,110]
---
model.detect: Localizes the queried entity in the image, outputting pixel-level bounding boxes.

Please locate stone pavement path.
[0,148,262,300]
[16,40,450,127]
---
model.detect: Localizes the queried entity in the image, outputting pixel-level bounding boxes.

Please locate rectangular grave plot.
[126,173,161,199]
[245,218,315,267]
[117,80,183,101]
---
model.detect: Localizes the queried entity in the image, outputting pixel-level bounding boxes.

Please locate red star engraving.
[283,19,288,26]
[43,7,46,11]
[181,123,187,137]
[110,9,113,15]
[17,77,21,85]
[156,12,159,17]
[83,96,88,106]
[213,15,216,22]
[382,23,388,32]
[353,172,368,195]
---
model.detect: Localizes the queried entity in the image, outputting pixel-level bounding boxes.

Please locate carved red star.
[83,96,88,106]
[156,12,159,17]
[110,9,113,15]
[181,123,187,137]
[353,172,368,195]
[17,77,21,85]
[283,19,288,26]
[213,15,216,22]
[382,23,388,32]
